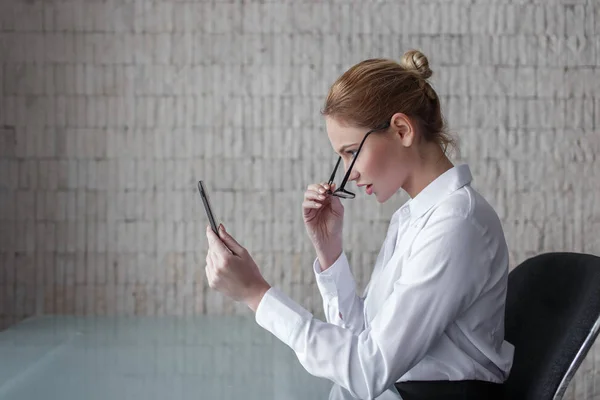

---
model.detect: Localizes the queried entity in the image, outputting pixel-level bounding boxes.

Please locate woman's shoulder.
[431,185,503,232]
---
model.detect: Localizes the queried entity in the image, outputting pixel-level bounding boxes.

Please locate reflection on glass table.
[0,316,402,400]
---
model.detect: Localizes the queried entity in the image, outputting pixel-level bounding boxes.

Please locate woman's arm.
[313,251,366,335]
[254,212,492,399]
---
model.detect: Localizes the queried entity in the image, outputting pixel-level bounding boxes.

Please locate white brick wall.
[0,0,599,397]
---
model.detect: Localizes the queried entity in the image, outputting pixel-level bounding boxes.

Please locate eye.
[346,150,357,157]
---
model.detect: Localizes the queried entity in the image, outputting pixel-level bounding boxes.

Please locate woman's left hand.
[205,224,271,311]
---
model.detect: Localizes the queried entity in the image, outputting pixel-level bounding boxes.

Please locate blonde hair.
[320,49,458,157]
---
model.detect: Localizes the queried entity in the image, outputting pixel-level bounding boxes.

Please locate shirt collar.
[401,163,473,223]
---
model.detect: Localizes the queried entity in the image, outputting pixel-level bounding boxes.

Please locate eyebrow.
[338,143,357,154]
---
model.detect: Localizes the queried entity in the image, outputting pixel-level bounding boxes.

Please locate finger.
[206,225,232,257]
[309,182,332,193]
[321,182,336,194]
[304,190,326,201]
[217,224,244,256]
[320,182,332,193]
[307,183,326,194]
[307,182,335,195]
[306,182,327,190]
[303,200,323,209]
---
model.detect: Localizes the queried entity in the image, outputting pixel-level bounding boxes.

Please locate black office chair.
[504,252,600,400]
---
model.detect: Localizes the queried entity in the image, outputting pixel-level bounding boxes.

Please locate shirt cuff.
[255,286,313,348]
[313,251,357,300]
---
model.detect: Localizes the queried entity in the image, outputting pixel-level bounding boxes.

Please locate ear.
[390,113,416,147]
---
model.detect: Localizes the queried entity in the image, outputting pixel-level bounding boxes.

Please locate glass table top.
[0,316,402,400]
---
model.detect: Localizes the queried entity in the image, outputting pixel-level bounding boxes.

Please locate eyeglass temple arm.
[328,156,342,185]
[337,134,369,190]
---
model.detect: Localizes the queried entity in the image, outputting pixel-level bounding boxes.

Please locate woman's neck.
[405,145,454,198]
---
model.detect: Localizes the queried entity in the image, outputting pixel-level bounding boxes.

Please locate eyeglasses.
[326,121,391,199]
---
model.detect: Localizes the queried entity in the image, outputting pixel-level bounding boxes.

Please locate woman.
[205,49,514,400]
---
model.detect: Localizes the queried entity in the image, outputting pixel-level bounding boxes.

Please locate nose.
[342,160,360,182]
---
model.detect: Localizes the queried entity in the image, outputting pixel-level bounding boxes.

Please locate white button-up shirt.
[255,164,515,399]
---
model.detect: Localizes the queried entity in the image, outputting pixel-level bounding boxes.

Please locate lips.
[366,184,373,195]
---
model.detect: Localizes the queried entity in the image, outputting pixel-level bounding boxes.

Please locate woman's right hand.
[302,182,344,262]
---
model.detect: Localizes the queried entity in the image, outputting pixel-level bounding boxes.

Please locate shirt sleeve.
[255,212,491,400]
[313,251,366,335]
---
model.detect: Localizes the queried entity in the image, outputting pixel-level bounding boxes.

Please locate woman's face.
[325,114,417,203]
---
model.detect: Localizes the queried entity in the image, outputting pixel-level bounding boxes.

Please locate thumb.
[218,224,244,255]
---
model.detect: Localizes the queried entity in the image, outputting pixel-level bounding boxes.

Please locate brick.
[565,98,595,129]
[172,3,193,33]
[527,99,566,129]
[52,1,73,32]
[155,96,175,127]
[17,160,36,190]
[0,63,3,98]
[153,33,172,65]
[469,35,495,66]
[564,35,596,67]
[507,5,539,35]
[565,4,587,36]
[593,3,600,35]
[537,68,566,97]
[514,67,537,97]
[213,4,242,34]
[261,3,293,34]
[110,34,135,64]
[38,160,58,190]
[444,3,471,35]
[0,3,14,31]
[133,1,171,34]
[469,5,498,34]
[565,68,598,98]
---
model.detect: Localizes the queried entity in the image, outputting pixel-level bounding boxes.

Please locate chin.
[374,190,392,203]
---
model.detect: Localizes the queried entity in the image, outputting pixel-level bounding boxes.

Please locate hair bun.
[400,49,432,80]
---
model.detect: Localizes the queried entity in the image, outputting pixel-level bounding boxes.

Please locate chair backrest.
[504,252,600,400]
